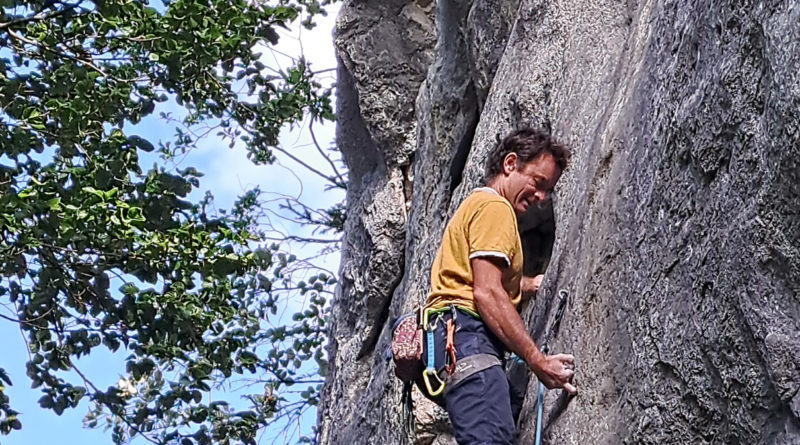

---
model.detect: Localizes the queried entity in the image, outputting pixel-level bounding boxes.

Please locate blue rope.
[511,353,546,444]
[534,381,545,445]
[531,290,570,444]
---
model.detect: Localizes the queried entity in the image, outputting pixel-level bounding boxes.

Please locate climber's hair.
[484,127,571,183]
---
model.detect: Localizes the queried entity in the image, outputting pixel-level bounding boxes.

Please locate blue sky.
[0,5,342,445]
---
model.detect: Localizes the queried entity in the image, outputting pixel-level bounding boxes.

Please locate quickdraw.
[422,307,446,396]
[421,305,476,397]
[444,307,458,375]
[444,319,457,374]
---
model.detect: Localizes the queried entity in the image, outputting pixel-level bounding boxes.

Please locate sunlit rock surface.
[319,0,800,443]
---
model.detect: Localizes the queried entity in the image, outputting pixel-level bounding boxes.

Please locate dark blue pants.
[423,310,525,445]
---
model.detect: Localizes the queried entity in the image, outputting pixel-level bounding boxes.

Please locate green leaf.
[0,369,11,386]
[127,135,155,152]
[17,188,37,199]
[119,283,139,295]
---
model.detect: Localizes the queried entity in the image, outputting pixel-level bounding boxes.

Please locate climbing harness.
[421,305,459,396]
[391,293,481,434]
[392,289,570,441]
[420,304,496,398]
[445,352,501,390]
[534,289,570,445]
[391,304,479,433]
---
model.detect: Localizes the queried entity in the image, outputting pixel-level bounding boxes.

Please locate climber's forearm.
[472,258,545,369]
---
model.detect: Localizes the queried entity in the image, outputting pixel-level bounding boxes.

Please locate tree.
[0,0,342,443]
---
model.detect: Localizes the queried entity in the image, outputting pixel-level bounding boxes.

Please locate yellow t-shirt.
[425,188,523,313]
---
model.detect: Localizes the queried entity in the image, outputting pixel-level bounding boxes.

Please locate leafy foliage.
[0,369,21,435]
[0,0,342,443]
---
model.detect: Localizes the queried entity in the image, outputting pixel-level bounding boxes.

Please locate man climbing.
[423,127,576,444]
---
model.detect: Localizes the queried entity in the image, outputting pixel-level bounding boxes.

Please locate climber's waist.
[424,295,481,317]
[424,309,505,368]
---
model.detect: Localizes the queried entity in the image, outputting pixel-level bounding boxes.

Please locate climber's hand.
[532,353,577,395]
[521,274,544,296]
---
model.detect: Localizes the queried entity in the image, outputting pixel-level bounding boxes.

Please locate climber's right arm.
[472,257,577,394]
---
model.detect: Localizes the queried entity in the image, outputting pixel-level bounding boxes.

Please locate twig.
[72,364,161,445]
[271,144,341,189]
[0,3,81,30]
[0,306,56,325]
[311,67,336,75]
[6,28,109,79]
[308,121,345,188]
[13,300,33,362]
[265,235,339,244]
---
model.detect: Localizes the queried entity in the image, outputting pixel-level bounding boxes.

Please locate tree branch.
[309,121,346,189]
[0,3,80,31]
[263,235,340,244]
[271,144,344,189]
[71,364,161,445]
[6,28,109,79]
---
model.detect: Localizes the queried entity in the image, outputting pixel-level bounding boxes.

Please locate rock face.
[318,0,800,444]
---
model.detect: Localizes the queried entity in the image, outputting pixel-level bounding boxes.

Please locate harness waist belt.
[443,353,502,395]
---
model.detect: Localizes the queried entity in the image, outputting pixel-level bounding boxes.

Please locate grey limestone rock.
[317,1,435,444]
[320,0,800,443]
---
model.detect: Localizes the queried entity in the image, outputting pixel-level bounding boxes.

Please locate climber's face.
[502,151,561,216]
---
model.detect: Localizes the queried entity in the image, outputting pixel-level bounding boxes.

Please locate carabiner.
[422,367,446,397]
[423,307,439,331]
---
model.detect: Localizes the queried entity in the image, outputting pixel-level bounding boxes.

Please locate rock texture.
[319,0,800,444]
[317,1,435,443]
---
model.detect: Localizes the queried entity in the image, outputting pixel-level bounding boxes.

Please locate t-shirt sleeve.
[467,200,517,267]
